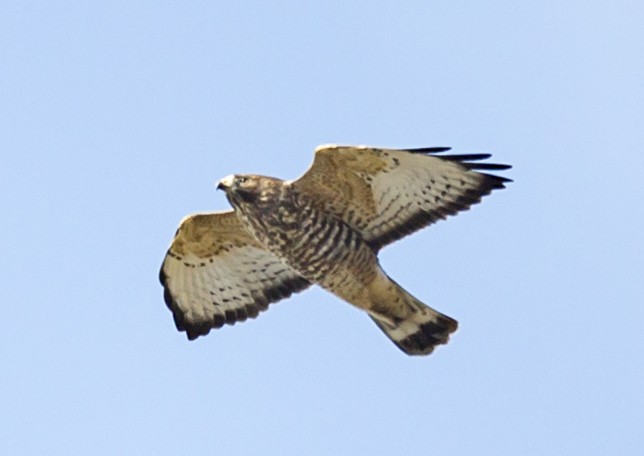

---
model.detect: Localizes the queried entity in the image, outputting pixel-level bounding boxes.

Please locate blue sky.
[2,1,643,454]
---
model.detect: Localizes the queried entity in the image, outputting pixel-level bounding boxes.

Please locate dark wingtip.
[463,163,513,171]
[481,173,513,184]
[159,258,168,286]
[405,146,452,154]
[440,153,492,162]
[437,152,512,183]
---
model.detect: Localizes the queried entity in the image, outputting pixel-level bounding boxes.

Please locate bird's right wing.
[159,211,310,340]
[292,145,511,251]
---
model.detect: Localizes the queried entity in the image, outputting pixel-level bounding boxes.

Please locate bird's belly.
[266,215,378,301]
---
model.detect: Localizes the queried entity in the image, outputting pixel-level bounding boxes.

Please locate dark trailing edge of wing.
[159,259,311,340]
[366,148,512,250]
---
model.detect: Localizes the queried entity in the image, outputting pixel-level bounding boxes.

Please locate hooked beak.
[217,174,235,191]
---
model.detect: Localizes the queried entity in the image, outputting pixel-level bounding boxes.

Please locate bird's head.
[217,174,283,206]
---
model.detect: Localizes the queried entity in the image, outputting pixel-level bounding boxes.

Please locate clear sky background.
[2,1,643,455]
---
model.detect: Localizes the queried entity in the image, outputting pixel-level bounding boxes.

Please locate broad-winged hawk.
[160,145,511,355]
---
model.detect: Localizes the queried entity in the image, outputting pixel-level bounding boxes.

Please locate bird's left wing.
[160,211,310,340]
[292,145,511,251]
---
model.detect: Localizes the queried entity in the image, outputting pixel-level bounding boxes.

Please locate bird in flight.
[160,145,511,355]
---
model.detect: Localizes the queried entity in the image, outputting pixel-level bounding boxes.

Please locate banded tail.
[368,281,458,356]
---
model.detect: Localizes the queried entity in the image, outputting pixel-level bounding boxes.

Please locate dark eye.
[236,176,248,184]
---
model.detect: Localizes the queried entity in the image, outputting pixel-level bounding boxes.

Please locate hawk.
[160,145,511,356]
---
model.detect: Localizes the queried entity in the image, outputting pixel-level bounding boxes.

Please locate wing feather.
[293,145,511,251]
[159,211,310,340]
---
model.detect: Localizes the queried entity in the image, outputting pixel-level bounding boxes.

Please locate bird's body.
[160,145,511,355]
[230,179,377,296]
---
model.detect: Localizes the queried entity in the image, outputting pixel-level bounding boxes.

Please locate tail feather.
[370,301,458,356]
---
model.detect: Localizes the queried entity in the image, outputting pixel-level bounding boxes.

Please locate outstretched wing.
[292,145,511,251]
[159,211,310,340]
